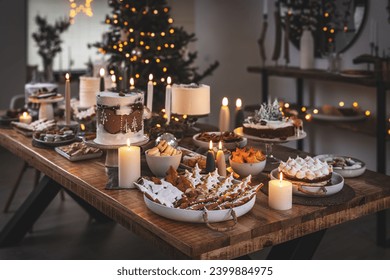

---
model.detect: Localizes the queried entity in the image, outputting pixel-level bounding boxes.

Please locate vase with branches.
[32,15,70,82]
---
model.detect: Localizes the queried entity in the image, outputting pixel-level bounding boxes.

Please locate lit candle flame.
[236,98,242,109]
[111,75,116,82]
[149,74,153,81]
[305,114,312,121]
[99,68,105,77]
[222,97,228,106]
[130,77,135,87]
[167,76,171,85]
[80,123,85,131]
[284,102,290,109]
[218,141,223,150]
[339,101,345,107]
[65,73,70,80]
[126,138,131,147]
[209,140,213,150]
[313,108,319,114]
[22,112,28,118]
[352,101,359,108]
[365,110,371,117]
[301,106,307,112]
[279,172,283,183]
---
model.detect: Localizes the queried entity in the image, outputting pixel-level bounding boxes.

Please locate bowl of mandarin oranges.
[229,147,266,177]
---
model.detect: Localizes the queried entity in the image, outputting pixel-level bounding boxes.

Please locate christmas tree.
[91,0,219,111]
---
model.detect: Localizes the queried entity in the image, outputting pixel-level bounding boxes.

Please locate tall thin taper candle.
[130,77,135,90]
[219,97,230,132]
[65,73,71,125]
[147,74,154,112]
[99,68,105,91]
[165,76,172,124]
[234,98,245,128]
[216,141,226,176]
[205,140,216,173]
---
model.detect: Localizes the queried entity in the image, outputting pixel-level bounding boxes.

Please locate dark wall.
[0,0,27,109]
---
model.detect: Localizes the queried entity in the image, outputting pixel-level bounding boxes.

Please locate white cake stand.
[85,135,149,167]
[28,95,64,120]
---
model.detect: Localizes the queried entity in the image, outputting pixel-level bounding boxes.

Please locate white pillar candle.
[165,76,172,124]
[216,141,226,177]
[19,112,32,124]
[65,73,71,125]
[268,173,292,210]
[219,97,230,132]
[147,74,153,112]
[118,139,141,188]
[130,77,135,90]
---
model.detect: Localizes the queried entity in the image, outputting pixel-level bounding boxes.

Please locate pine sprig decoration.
[90,0,219,110]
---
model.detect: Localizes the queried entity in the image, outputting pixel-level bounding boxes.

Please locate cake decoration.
[243,99,303,139]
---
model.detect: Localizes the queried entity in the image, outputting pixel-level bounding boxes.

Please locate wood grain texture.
[1,128,389,259]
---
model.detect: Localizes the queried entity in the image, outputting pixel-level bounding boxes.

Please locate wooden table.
[0,127,390,259]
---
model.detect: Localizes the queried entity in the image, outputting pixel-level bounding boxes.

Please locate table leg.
[63,189,112,223]
[0,176,61,247]
[267,229,326,260]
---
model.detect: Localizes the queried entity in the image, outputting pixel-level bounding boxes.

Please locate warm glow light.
[330,28,335,34]
[344,26,348,32]
[130,77,134,87]
[153,9,158,14]
[99,68,105,77]
[222,97,228,106]
[22,112,28,118]
[126,138,131,147]
[111,75,116,82]
[323,26,328,32]
[313,109,319,114]
[218,141,223,150]
[69,0,94,24]
[174,117,179,122]
[80,123,86,131]
[167,76,171,85]
[161,78,165,82]
[156,124,161,128]
[352,102,359,108]
[135,74,140,78]
[279,172,283,182]
[388,129,390,135]
[183,114,188,119]
[324,12,329,17]
[65,73,70,80]
[365,110,371,117]
[284,102,290,109]
[236,98,242,108]
[339,101,345,107]
[168,18,173,23]
[301,106,307,112]
[163,113,167,119]
[209,140,213,150]
[149,74,153,81]
[305,114,312,120]
[161,109,166,113]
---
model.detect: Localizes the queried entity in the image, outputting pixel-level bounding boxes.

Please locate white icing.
[79,76,100,108]
[243,120,293,129]
[279,156,332,181]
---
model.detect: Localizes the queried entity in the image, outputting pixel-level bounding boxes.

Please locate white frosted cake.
[79,76,100,108]
[95,90,145,145]
[171,84,210,115]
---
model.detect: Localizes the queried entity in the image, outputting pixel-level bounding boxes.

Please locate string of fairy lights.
[68,0,94,24]
[99,2,178,87]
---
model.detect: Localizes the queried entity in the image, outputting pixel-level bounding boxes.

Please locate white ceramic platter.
[55,146,103,162]
[192,131,247,150]
[270,168,344,197]
[144,195,256,223]
[314,154,366,178]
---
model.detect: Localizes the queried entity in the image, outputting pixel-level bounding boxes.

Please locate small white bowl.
[229,156,266,177]
[145,149,182,177]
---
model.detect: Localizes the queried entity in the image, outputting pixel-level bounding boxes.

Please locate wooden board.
[0,128,389,259]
